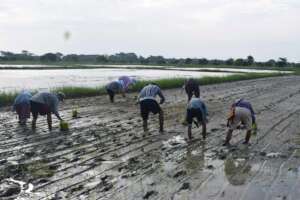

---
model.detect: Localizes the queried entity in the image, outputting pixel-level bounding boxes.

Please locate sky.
[0,0,299,62]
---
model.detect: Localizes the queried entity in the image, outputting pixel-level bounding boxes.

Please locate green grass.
[0,72,290,107]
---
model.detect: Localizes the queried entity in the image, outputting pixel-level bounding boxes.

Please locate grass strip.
[0,72,288,107]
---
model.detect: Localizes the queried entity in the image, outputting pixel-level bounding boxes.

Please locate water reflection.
[185,144,205,174]
[224,157,252,186]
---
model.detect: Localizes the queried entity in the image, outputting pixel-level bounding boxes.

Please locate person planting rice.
[30,92,65,130]
[138,83,165,133]
[105,80,126,103]
[186,97,208,141]
[12,90,32,125]
[224,98,256,146]
[118,76,137,91]
[183,78,200,101]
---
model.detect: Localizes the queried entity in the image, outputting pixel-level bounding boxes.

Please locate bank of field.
[0,72,288,106]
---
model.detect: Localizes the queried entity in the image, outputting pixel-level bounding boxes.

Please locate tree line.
[0,50,299,68]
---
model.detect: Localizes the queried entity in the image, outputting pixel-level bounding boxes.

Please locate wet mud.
[1,76,300,200]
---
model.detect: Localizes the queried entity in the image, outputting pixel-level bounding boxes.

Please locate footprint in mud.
[172,170,187,178]
[0,180,21,198]
[179,182,190,191]
[143,190,158,199]
[211,128,220,132]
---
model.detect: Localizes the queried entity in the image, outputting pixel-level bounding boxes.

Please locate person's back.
[138,83,165,132]
[139,84,164,102]
[31,92,59,113]
[13,91,32,125]
[105,80,125,102]
[186,97,207,140]
[232,99,255,123]
[188,98,207,117]
[13,91,32,107]
[118,76,136,91]
[30,92,64,130]
[184,78,200,101]
[106,81,123,93]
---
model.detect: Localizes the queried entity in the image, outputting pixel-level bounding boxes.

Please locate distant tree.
[168,58,180,65]
[0,51,16,61]
[225,58,234,65]
[276,57,288,67]
[40,53,60,62]
[139,56,149,64]
[63,54,79,62]
[246,55,254,65]
[198,58,209,65]
[96,55,108,63]
[109,52,138,63]
[147,56,166,64]
[210,59,224,65]
[184,58,192,64]
[234,58,247,66]
[265,59,276,67]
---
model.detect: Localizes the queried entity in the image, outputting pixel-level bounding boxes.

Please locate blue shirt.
[13,91,32,110]
[188,98,208,118]
[106,81,124,93]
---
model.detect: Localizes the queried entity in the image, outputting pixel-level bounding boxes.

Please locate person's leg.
[201,121,206,140]
[223,129,233,145]
[32,112,38,129]
[107,89,114,103]
[194,87,200,98]
[47,113,52,130]
[187,92,193,102]
[243,130,252,144]
[186,109,193,140]
[240,108,252,144]
[140,100,149,132]
[187,125,192,140]
[159,110,164,133]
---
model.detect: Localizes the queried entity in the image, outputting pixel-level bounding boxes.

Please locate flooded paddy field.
[0,68,233,92]
[1,76,300,200]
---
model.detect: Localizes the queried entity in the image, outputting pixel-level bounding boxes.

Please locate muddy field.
[1,76,300,200]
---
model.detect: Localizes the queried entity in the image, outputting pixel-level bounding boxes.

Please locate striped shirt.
[138,84,165,102]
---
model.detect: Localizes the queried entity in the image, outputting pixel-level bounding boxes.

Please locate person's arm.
[52,98,62,121]
[157,90,165,104]
[249,105,256,124]
[202,103,208,122]
[54,110,62,121]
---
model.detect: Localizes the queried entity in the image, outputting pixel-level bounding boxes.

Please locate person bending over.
[30,92,65,130]
[186,97,208,141]
[138,83,165,133]
[224,99,256,146]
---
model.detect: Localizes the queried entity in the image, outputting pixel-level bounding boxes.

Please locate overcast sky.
[0,0,299,61]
